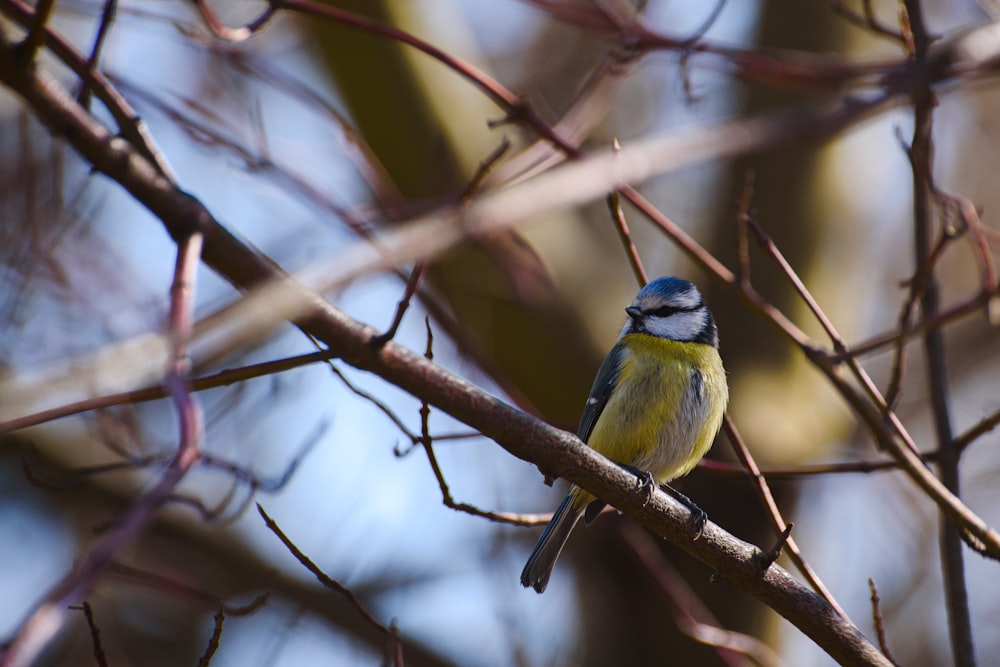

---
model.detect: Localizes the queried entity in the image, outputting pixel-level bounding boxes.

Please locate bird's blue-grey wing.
[577,341,626,443]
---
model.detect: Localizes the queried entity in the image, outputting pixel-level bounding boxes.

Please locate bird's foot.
[621,465,656,506]
[662,483,707,539]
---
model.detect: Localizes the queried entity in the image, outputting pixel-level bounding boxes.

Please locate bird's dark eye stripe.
[649,303,701,317]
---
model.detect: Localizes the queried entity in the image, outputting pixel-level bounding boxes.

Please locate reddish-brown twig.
[724,416,848,620]
[619,521,784,667]
[108,562,268,615]
[607,145,649,287]
[0,348,338,433]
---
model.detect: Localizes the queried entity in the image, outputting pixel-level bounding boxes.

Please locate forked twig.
[256,504,403,666]
[418,319,549,526]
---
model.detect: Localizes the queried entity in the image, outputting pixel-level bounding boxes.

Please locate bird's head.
[621,277,718,347]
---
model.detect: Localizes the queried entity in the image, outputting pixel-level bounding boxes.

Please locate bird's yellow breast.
[586,333,727,486]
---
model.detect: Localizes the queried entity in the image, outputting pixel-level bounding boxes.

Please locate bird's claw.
[687,505,708,540]
[636,471,655,506]
[663,483,708,540]
[621,465,656,506]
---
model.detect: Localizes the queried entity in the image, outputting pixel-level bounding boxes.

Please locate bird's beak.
[625,305,643,320]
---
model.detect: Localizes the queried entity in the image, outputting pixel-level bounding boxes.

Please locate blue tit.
[520,276,728,593]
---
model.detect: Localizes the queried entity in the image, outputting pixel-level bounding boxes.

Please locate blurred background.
[2,0,999,665]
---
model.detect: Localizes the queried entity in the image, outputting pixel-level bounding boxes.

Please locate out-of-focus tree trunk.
[312,0,626,425]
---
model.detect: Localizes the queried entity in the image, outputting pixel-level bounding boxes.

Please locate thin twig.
[2,0,177,179]
[935,191,999,313]
[744,218,843,352]
[418,318,548,526]
[77,0,118,109]
[739,216,1000,558]
[840,289,997,359]
[699,451,934,478]
[195,609,226,667]
[723,417,848,619]
[619,521,784,667]
[607,143,648,287]
[832,0,906,44]
[370,264,424,348]
[165,419,328,522]
[324,361,420,447]
[108,562,268,615]
[755,524,794,573]
[882,286,919,412]
[69,602,108,667]
[202,419,326,493]
[386,622,404,667]
[458,136,511,203]
[884,160,964,412]
[256,504,395,640]
[867,578,898,665]
[954,408,1000,454]
[372,137,511,346]
[0,348,338,433]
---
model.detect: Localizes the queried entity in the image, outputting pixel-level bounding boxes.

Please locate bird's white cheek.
[642,310,708,340]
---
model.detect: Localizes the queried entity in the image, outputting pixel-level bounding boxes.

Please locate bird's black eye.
[651,305,678,318]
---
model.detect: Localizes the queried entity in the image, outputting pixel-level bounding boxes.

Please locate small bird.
[520,277,728,593]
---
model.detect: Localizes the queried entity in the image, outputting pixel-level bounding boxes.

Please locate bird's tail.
[520,493,584,593]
